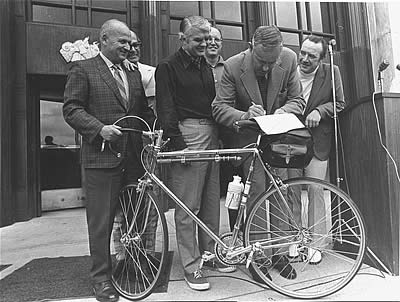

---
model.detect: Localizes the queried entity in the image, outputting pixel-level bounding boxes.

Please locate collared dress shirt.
[208,55,225,91]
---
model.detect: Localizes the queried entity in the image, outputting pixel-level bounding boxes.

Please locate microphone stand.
[328,43,341,189]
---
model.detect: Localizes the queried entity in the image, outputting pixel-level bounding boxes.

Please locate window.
[274,2,334,49]
[31,0,128,26]
[40,100,77,147]
[169,1,245,40]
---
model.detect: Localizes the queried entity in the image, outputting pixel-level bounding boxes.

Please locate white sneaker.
[308,247,322,264]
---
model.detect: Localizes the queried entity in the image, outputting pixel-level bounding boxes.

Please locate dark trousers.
[84,150,145,284]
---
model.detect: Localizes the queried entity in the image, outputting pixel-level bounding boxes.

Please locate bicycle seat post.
[231,133,262,244]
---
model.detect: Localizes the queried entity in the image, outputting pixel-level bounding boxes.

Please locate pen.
[251,101,266,115]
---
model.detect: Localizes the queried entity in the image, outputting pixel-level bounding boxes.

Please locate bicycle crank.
[214,232,247,266]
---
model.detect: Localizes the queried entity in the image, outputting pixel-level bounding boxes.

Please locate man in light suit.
[63,19,154,302]
[212,25,305,282]
[287,35,346,264]
[125,31,156,115]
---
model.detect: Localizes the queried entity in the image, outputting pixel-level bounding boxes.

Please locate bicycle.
[108,116,366,300]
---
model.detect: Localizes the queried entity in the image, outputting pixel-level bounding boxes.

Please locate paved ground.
[1,201,399,302]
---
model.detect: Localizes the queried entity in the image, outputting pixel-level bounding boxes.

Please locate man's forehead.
[186,27,209,37]
[210,28,221,37]
[301,40,322,53]
[253,44,281,60]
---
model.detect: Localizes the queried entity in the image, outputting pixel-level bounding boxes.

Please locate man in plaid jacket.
[63,19,154,302]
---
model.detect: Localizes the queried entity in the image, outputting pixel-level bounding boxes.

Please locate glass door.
[40,100,85,211]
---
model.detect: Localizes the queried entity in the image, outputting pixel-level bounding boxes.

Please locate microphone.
[328,39,336,46]
[396,64,400,71]
[378,60,390,72]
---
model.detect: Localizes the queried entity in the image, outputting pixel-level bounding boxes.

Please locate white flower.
[60,37,99,63]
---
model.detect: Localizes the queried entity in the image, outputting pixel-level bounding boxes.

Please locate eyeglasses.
[207,37,222,43]
[130,42,142,49]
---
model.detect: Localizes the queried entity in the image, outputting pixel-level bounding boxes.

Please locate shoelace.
[193,270,203,279]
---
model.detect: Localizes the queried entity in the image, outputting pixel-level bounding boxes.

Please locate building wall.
[388,2,400,92]
[0,0,16,226]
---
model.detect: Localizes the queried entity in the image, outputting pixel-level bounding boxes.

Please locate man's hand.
[100,125,122,142]
[305,110,321,128]
[241,103,266,120]
[274,108,286,114]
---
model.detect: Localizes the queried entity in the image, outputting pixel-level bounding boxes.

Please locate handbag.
[261,128,313,168]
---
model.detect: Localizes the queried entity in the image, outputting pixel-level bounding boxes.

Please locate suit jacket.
[304,63,345,160]
[138,62,156,98]
[212,47,305,149]
[63,55,155,168]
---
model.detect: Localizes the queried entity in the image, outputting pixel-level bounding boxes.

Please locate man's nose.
[208,38,216,45]
[302,54,310,61]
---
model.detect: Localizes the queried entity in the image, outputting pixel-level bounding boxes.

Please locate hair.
[211,26,223,40]
[130,30,141,43]
[251,25,282,48]
[178,16,211,39]
[99,19,129,43]
[303,35,328,59]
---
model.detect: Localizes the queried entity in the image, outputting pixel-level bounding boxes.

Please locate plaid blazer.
[63,55,155,168]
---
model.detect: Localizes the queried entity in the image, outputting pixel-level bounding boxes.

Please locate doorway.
[40,99,85,211]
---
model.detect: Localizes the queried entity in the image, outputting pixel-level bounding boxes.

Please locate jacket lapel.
[240,50,263,106]
[266,57,284,114]
[305,63,325,114]
[124,65,137,111]
[96,56,127,110]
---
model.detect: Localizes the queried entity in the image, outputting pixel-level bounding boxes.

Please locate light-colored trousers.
[287,157,329,243]
[171,119,220,274]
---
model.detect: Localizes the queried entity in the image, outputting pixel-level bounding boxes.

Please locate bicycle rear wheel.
[244,177,366,299]
[110,183,169,300]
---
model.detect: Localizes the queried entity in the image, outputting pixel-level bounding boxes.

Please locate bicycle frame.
[138,129,301,261]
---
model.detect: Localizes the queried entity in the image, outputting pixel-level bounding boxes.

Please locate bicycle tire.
[244,177,366,299]
[110,183,169,300]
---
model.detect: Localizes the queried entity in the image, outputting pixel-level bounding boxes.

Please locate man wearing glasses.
[212,25,305,283]
[125,31,157,115]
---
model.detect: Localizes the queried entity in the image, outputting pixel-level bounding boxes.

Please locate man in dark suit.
[212,25,305,282]
[63,19,154,302]
[287,35,346,264]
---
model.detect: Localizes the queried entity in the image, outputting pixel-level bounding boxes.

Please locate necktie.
[257,76,268,111]
[112,65,128,108]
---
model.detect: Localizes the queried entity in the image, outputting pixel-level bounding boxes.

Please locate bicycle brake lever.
[160,138,170,149]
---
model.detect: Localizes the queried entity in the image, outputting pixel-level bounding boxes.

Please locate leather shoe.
[271,255,297,279]
[93,280,119,302]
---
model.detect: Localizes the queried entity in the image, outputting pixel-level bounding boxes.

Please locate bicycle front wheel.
[244,177,366,299]
[110,183,169,300]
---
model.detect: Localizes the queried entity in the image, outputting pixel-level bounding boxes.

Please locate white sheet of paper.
[252,113,305,135]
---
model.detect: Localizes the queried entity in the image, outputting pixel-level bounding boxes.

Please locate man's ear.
[178,32,185,42]
[100,33,107,44]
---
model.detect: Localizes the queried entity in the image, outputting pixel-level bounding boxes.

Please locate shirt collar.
[100,52,123,70]
[207,55,224,68]
[179,48,204,69]
[298,64,319,78]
